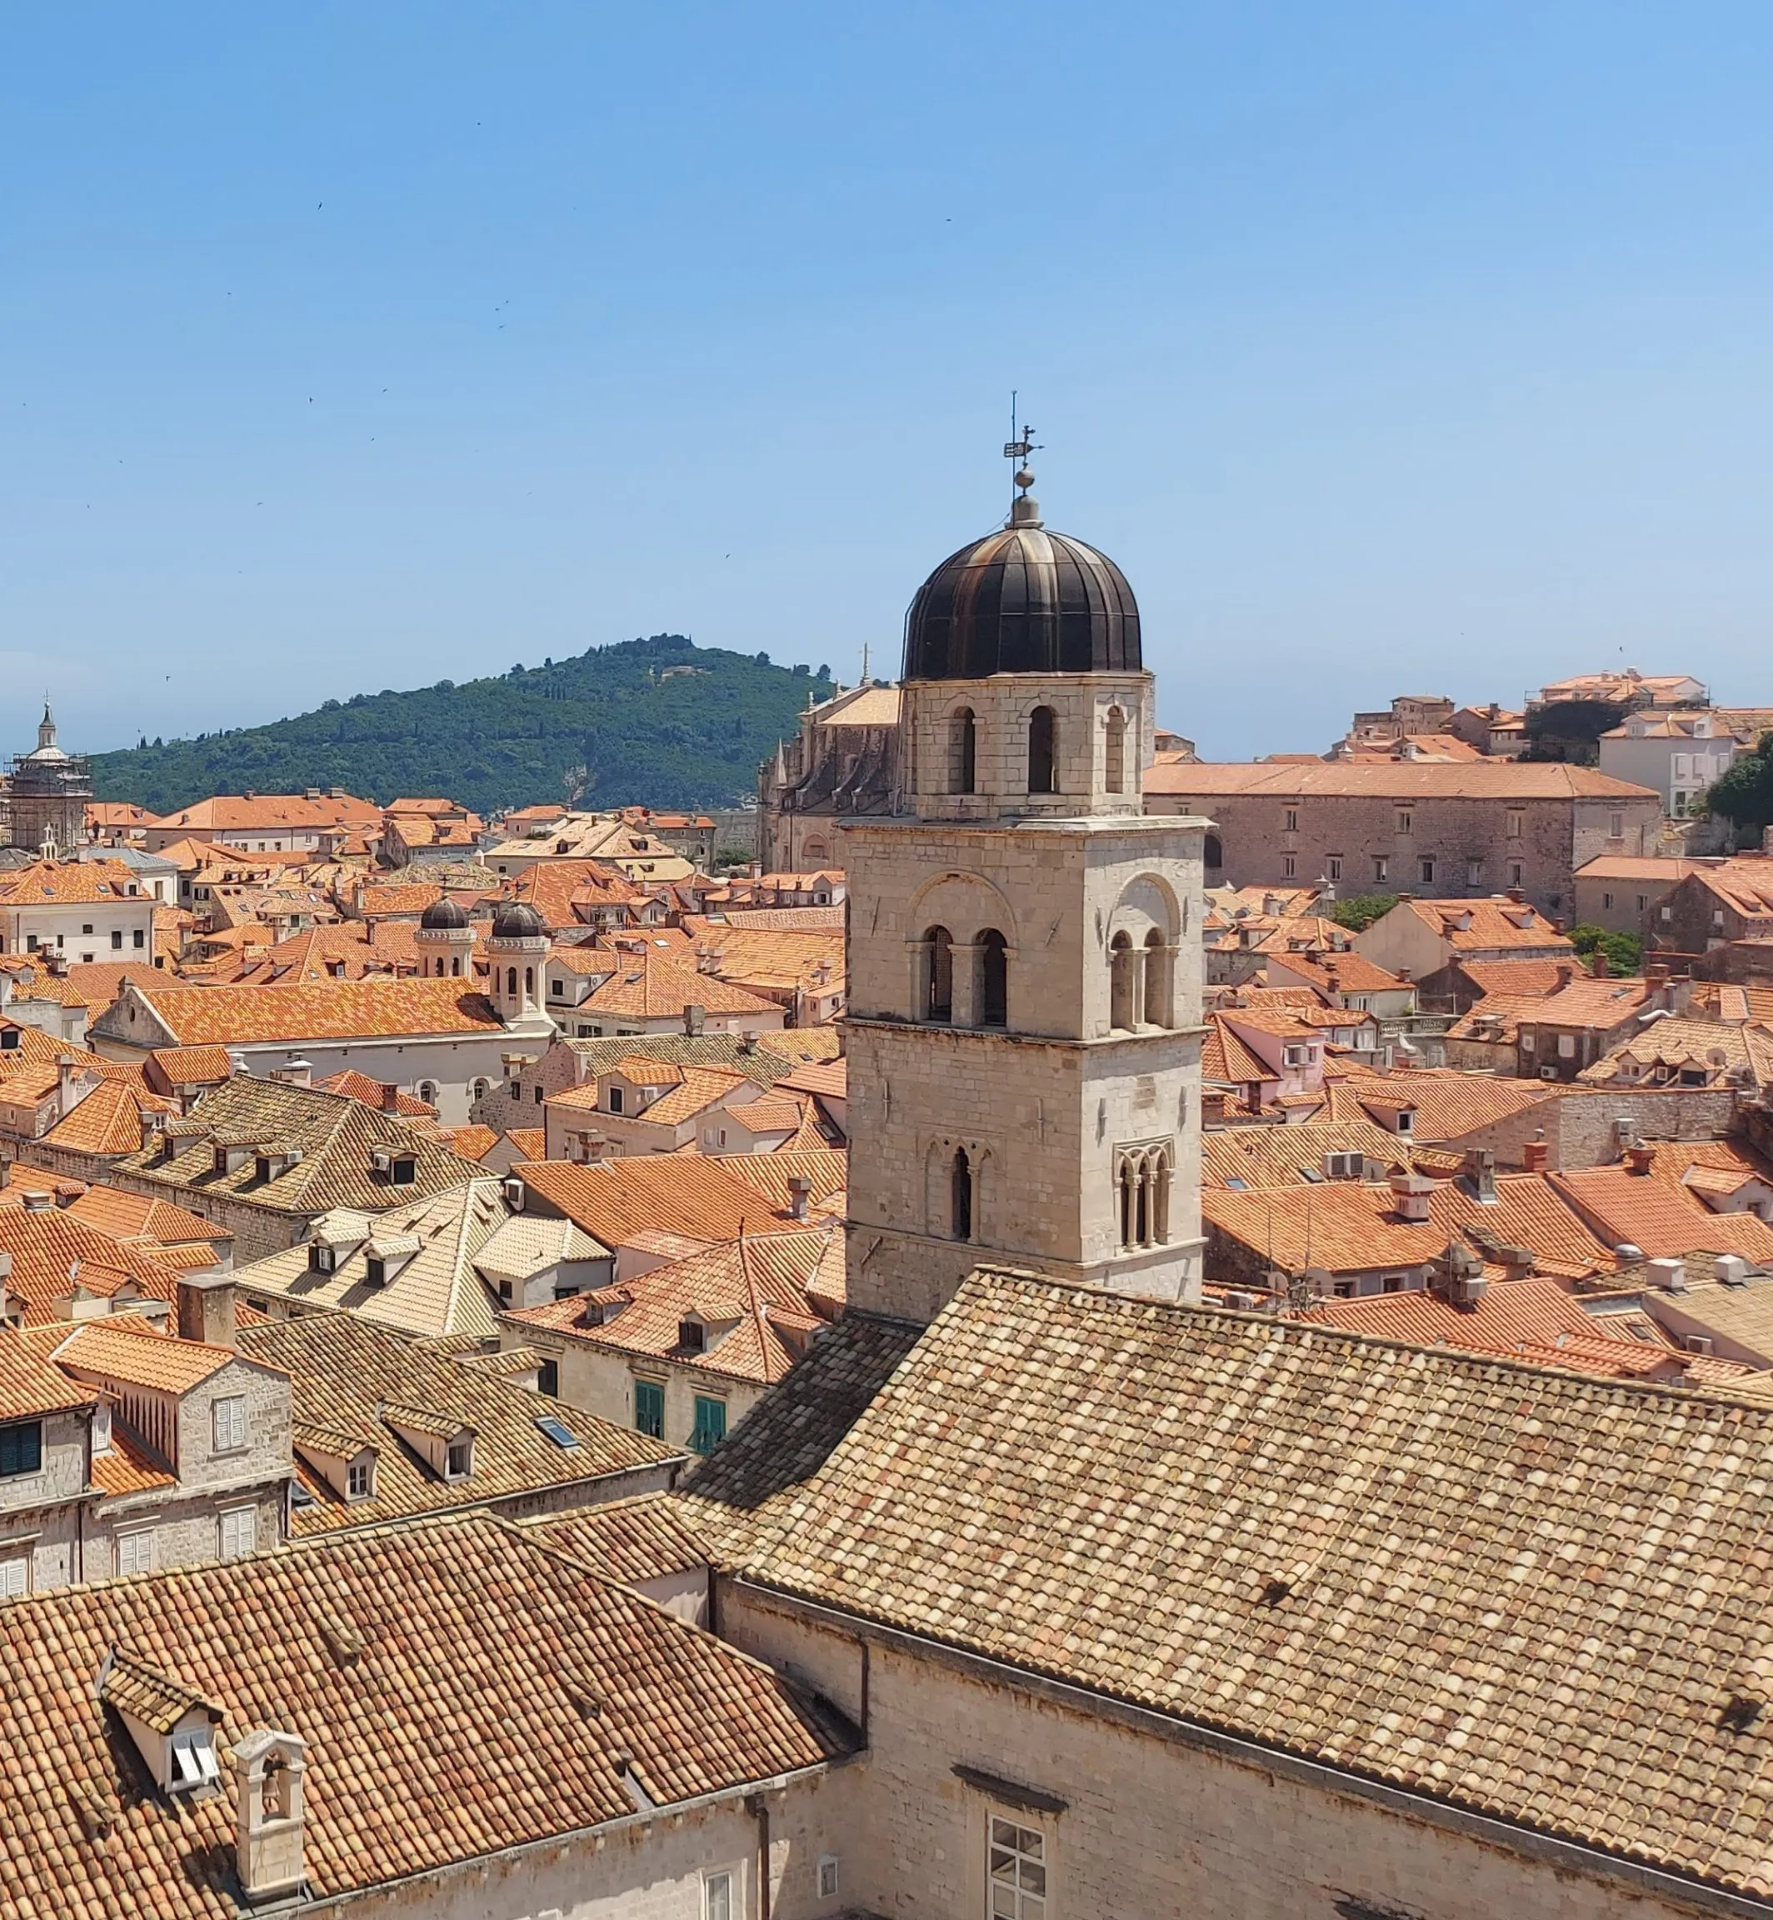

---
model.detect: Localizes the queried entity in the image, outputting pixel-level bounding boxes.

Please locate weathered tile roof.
[516,1152,842,1246]
[49,1315,251,1394]
[237,1312,676,1533]
[581,951,778,1019]
[233,1180,510,1340]
[0,1510,849,1914]
[508,1225,843,1386]
[1352,1071,1554,1142]
[43,1078,178,1157]
[313,1067,437,1116]
[555,1029,843,1082]
[1202,1119,1420,1190]
[1551,1166,1773,1263]
[145,1044,237,1089]
[0,1328,99,1419]
[0,857,150,905]
[109,1076,484,1220]
[0,1207,189,1325]
[527,1492,712,1583]
[688,1271,1773,1899]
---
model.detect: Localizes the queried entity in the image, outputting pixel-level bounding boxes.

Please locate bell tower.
[842,454,1208,1324]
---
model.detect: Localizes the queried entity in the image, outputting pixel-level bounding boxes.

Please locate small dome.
[490,901,546,941]
[903,521,1141,681]
[420,896,469,931]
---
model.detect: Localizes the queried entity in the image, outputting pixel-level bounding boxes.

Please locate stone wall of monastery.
[310,1766,861,1920]
[722,1583,1727,1920]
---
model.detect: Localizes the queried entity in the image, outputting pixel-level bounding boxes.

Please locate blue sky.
[3,3,1772,760]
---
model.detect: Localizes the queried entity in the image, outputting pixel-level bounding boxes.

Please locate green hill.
[91,636,835,818]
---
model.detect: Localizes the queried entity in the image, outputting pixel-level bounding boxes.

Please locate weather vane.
[1003,391,1042,510]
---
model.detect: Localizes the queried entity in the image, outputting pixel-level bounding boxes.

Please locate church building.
[841,462,1208,1319]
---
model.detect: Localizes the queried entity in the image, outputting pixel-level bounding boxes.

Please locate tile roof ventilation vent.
[1430,1241,1488,1310]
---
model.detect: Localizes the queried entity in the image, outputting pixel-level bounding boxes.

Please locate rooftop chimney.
[176,1272,237,1350]
[1624,1143,1657,1177]
[1461,1149,1498,1204]
[1648,1255,1686,1293]
[1387,1168,1435,1223]
[380,1082,401,1113]
[1521,1138,1550,1173]
[1430,1240,1488,1307]
[787,1174,812,1221]
[1554,964,1574,990]
[234,1729,307,1903]
[684,1003,706,1037]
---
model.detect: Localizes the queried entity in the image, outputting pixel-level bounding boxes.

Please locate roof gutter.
[731,1576,1773,1920]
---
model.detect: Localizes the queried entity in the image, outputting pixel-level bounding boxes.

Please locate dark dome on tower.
[902,516,1142,682]
[419,896,469,931]
[490,901,546,940]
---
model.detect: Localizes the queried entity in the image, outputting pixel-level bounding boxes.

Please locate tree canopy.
[1704,730,1773,848]
[90,636,835,817]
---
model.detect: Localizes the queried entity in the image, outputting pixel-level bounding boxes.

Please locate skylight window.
[535,1414,580,1450]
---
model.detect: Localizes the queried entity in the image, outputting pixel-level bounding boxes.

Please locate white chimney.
[1716,1254,1752,1287]
[1648,1256,1686,1292]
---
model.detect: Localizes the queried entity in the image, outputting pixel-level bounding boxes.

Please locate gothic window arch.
[951,1147,973,1242]
[1105,706,1128,794]
[923,926,953,1023]
[1027,706,1058,794]
[950,707,977,795]
[524,966,535,997]
[978,929,1008,1028]
[1110,932,1138,1032]
[1143,928,1174,1028]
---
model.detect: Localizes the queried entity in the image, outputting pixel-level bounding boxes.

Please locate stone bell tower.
[841,451,1207,1324]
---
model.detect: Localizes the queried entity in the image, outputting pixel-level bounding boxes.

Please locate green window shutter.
[690,1396,727,1456]
[634,1379,665,1439]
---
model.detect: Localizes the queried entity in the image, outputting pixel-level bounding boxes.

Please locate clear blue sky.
[4,3,1772,761]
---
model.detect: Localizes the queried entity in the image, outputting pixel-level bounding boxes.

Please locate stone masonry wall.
[722,1583,1725,1920]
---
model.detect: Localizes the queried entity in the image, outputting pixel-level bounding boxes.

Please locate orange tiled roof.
[313,1068,438,1117]
[581,951,777,1019]
[145,1044,237,1088]
[118,977,505,1044]
[1150,760,1660,799]
[1353,1071,1555,1143]
[65,1184,229,1247]
[48,1314,250,1393]
[516,1152,839,1245]
[0,858,151,906]
[0,1509,847,1917]
[1551,1165,1773,1263]
[43,1079,178,1157]
[0,1328,99,1419]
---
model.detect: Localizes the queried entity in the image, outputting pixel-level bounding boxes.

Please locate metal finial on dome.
[1003,393,1043,529]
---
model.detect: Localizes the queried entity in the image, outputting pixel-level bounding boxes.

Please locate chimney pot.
[380,1083,400,1112]
[176,1272,237,1350]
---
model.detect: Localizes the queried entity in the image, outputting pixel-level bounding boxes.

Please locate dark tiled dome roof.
[903,523,1141,680]
[419,896,469,930]
[490,901,546,940]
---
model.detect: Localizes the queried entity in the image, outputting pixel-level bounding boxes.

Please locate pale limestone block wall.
[515,1330,765,1458]
[92,1483,286,1575]
[318,1769,860,1920]
[722,1586,1722,1920]
[841,811,1205,1320]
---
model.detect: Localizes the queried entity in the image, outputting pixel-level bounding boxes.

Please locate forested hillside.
[91,636,834,816]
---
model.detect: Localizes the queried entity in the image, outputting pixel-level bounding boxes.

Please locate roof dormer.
[382,1402,475,1481]
[98,1647,224,1796]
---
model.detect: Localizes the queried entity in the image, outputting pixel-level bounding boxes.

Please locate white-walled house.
[0,859,157,965]
[1598,708,1743,817]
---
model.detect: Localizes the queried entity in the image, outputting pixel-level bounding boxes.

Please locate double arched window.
[1027,707,1058,794]
[950,708,977,795]
[1117,1145,1173,1250]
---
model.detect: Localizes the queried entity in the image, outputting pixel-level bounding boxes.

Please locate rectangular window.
[110,930,122,950]
[81,923,94,937]
[1418,858,1434,885]
[220,1506,256,1559]
[607,1085,625,1114]
[690,1395,728,1455]
[212,1395,246,1453]
[1466,860,1482,887]
[1637,894,1648,911]
[533,1084,544,1105]
[1506,809,1524,838]
[0,1555,27,1598]
[1609,811,1624,837]
[347,1459,372,1499]
[989,1814,1046,1919]
[1281,854,1296,879]
[0,1421,43,1477]
[133,929,145,949]
[1283,807,1298,832]
[634,1378,665,1438]
[1372,857,1388,884]
[1396,810,1412,835]
[704,1870,736,1920]
[445,1437,473,1479]
[1558,1033,1577,1058]
[1508,862,1524,887]
[117,1529,156,1576]
[1326,856,1342,882]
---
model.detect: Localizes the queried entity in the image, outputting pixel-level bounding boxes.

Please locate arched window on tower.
[1117,1144,1173,1250]
[951,1147,973,1242]
[524,966,535,998]
[950,708,977,795]
[1203,832,1223,873]
[923,926,953,1023]
[978,930,1007,1028]
[450,955,462,977]
[1143,929,1173,1028]
[1110,932,1138,1032]
[506,967,518,998]
[1105,706,1127,794]
[1027,707,1058,794]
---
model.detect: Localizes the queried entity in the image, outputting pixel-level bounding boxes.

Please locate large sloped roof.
[683,1268,1773,1900]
